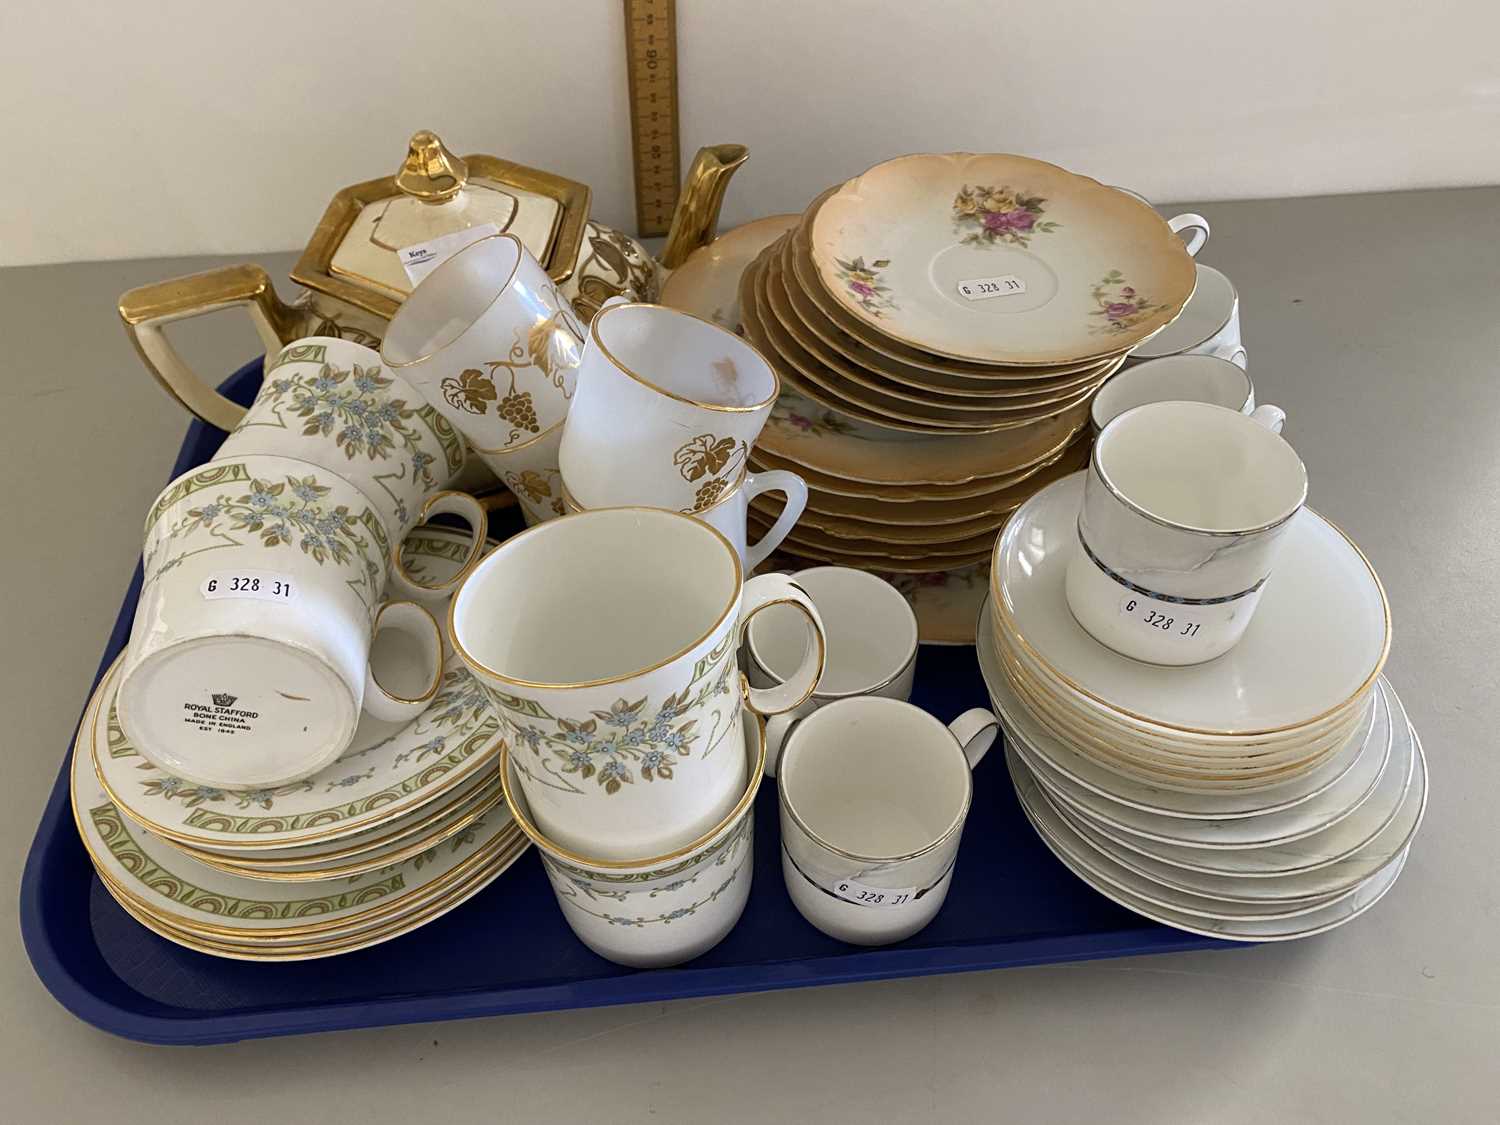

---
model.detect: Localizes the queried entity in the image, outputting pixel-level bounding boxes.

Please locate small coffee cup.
[119,455,446,790]
[561,468,809,569]
[1129,263,1243,367]
[778,697,997,946]
[1091,354,1263,433]
[484,418,566,526]
[559,302,780,515]
[1065,400,1307,666]
[746,567,919,775]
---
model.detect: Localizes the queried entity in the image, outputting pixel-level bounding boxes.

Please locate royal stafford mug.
[217,337,488,602]
[380,232,586,456]
[1065,401,1307,666]
[450,507,826,859]
[561,468,809,569]
[559,302,780,514]
[1129,263,1244,367]
[778,697,997,946]
[503,707,765,968]
[1091,354,1262,432]
[483,418,565,526]
[747,567,919,775]
[118,455,445,791]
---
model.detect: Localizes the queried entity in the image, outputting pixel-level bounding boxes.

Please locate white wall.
[4,0,1497,266]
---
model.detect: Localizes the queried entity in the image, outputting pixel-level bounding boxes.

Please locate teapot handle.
[118,263,302,431]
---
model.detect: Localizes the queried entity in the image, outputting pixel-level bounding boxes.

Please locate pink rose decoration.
[983,208,1036,233]
[789,413,813,431]
[1105,301,1137,319]
[850,281,875,298]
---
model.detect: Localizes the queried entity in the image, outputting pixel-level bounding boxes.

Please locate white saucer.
[1013,682,1393,849]
[992,474,1389,734]
[1010,749,1411,941]
[1078,685,1424,878]
[977,606,1371,819]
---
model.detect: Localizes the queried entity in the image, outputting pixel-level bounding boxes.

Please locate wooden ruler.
[623,0,681,237]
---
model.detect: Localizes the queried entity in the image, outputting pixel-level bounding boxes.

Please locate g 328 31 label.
[830,876,918,908]
[957,274,1027,301]
[200,570,298,604]
[1118,594,1206,638]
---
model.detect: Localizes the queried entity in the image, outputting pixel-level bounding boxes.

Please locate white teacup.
[746,567,920,775]
[1107,188,1211,259]
[1065,401,1307,666]
[503,708,766,969]
[1091,354,1262,432]
[449,507,826,859]
[218,337,488,603]
[380,233,586,456]
[119,455,445,790]
[1129,263,1244,367]
[559,302,779,514]
[561,468,809,569]
[778,697,997,947]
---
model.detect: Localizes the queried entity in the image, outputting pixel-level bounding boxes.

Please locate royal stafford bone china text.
[560,302,779,513]
[449,508,825,859]
[117,132,748,434]
[118,455,449,790]
[381,233,586,455]
[808,153,1196,365]
[563,467,810,570]
[779,697,997,945]
[503,710,766,969]
[747,567,919,774]
[1065,401,1305,665]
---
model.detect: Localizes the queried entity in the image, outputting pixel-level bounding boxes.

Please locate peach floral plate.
[660,214,799,329]
[809,154,1196,366]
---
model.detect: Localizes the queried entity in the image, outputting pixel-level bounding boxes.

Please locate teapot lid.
[291,130,591,320]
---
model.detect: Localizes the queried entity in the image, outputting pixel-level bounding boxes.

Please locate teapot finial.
[395,131,468,203]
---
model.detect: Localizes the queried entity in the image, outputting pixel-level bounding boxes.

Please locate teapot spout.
[658,144,749,270]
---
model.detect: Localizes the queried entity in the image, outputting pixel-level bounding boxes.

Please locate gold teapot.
[120,131,748,430]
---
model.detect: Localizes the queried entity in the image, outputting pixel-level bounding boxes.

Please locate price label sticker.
[957,274,1027,301]
[830,877,918,909]
[1118,594,1210,640]
[201,570,299,605]
[398,223,501,285]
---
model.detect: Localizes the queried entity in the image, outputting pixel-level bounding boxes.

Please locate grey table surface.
[4,188,1497,1123]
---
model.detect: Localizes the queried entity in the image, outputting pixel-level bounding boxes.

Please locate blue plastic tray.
[20,358,1234,1045]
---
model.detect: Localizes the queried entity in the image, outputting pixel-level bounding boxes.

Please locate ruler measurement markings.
[623,0,681,237]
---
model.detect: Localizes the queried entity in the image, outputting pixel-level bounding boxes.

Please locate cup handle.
[736,573,826,716]
[1210,341,1248,370]
[948,708,999,770]
[363,601,444,722]
[388,490,488,605]
[768,705,816,786]
[742,469,809,570]
[1167,213,1210,258]
[1249,404,1286,434]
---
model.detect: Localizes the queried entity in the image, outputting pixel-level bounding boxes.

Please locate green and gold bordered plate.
[71,682,528,944]
[808,153,1196,366]
[93,529,508,851]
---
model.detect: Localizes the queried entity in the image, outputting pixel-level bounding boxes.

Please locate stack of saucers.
[72,529,529,960]
[729,153,1195,580]
[978,475,1427,941]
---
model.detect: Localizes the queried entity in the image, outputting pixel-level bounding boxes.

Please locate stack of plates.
[976,475,1425,940]
[728,154,1193,578]
[71,528,528,960]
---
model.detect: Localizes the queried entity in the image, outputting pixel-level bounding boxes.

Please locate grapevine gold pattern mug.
[449,507,826,859]
[1064,400,1307,666]
[118,455,444,791]
[558,302,780,514]
[380,232,586,456]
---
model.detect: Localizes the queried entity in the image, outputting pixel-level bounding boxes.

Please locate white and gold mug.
[118,455,444,791]
[449,507,825,859]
